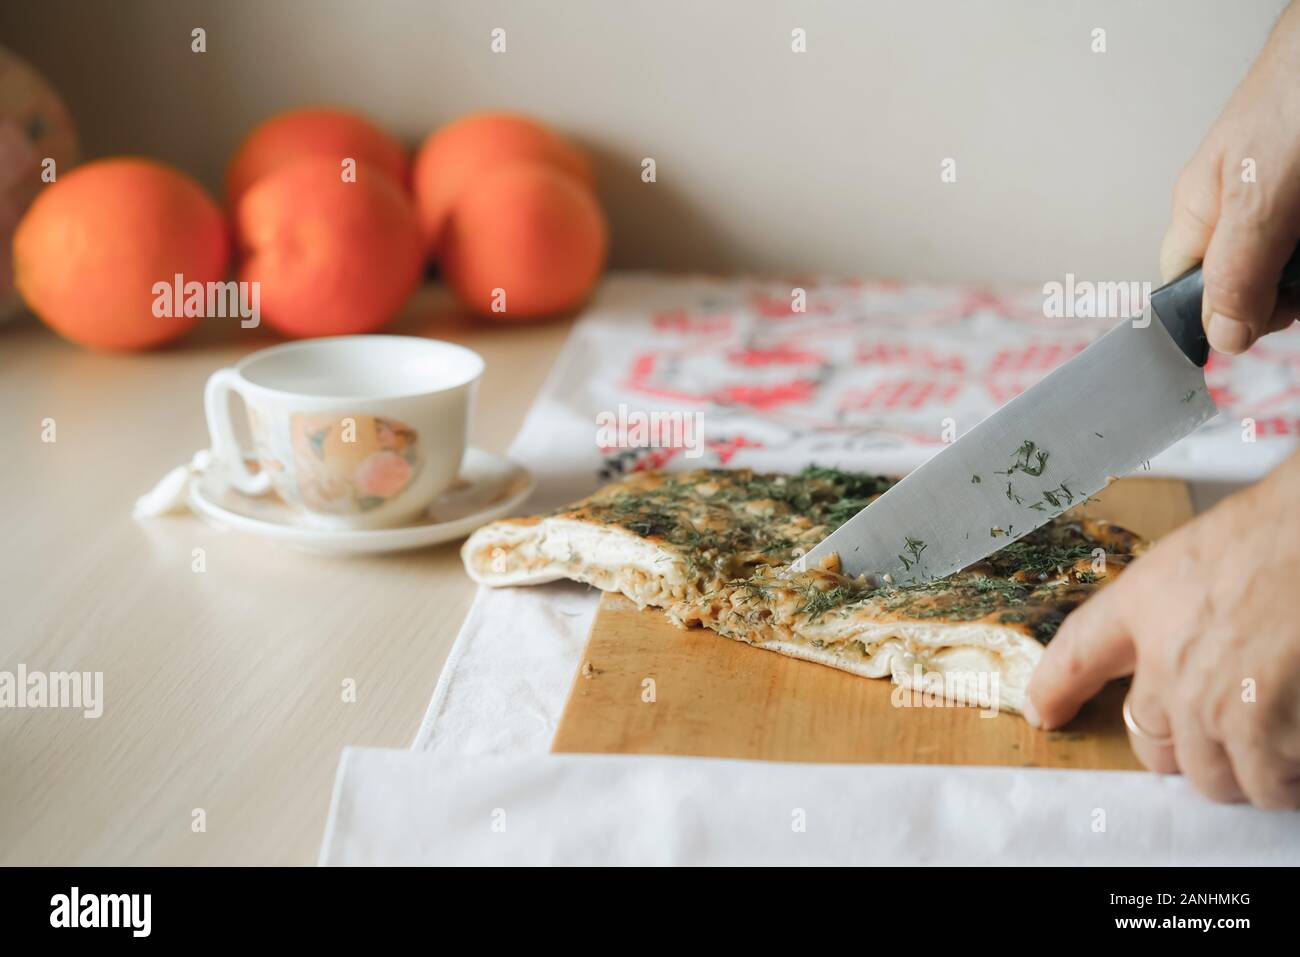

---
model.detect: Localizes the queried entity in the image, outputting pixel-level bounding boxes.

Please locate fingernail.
[1207,313,1253,355]
[1022,696,1043,729]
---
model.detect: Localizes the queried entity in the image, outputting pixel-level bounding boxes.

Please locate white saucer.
[188,448,534,555]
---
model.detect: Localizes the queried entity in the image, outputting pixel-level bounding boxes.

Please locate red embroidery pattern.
[599,280,1300,475]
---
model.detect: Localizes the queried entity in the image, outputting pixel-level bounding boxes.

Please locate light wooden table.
[0,285,572,865]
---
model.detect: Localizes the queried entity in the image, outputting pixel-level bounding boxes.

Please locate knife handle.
[1151,240,1300,367]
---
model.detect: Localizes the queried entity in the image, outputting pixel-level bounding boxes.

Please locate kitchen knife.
[793,245,1300,583]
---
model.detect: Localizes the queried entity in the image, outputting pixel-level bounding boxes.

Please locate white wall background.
[1,0,1289,283]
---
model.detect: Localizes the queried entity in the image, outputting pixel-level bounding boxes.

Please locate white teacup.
[204,335,484,530]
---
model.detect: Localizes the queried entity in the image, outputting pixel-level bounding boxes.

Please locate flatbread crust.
[462,467,1145,716]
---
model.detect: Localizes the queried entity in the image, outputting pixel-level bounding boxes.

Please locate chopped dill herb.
[795,465,894,501]
[727,465,893,532]
[730,579,772,602]
[797,582,869,622]
[971,577,1029,602]
[822,496,877,528]
[1026,481,1076,512]
[999,440,1049,477]
[897,536,927,570]
[874,573,1031,621]
[982,539,1097,578]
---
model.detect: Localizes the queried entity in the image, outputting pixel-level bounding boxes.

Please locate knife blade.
[793,245,1300,584]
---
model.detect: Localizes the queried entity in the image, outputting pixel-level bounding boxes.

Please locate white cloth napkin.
[323,273,1300,865]
[321,750,1300,866]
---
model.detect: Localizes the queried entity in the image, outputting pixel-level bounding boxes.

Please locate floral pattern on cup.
[288,414,421,514]
[244,406,284,476]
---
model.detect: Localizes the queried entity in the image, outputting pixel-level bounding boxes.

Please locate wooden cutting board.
[551,478,1193,770]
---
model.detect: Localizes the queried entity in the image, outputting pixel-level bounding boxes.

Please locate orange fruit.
[226,106,408,207]
[236,157,424,338]
[442,161,607,320]
[1,45,81,323]
[413,112,593,256]
[13,157,227,350]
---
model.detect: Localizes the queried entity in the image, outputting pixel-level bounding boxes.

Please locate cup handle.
[203,368,272,496]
